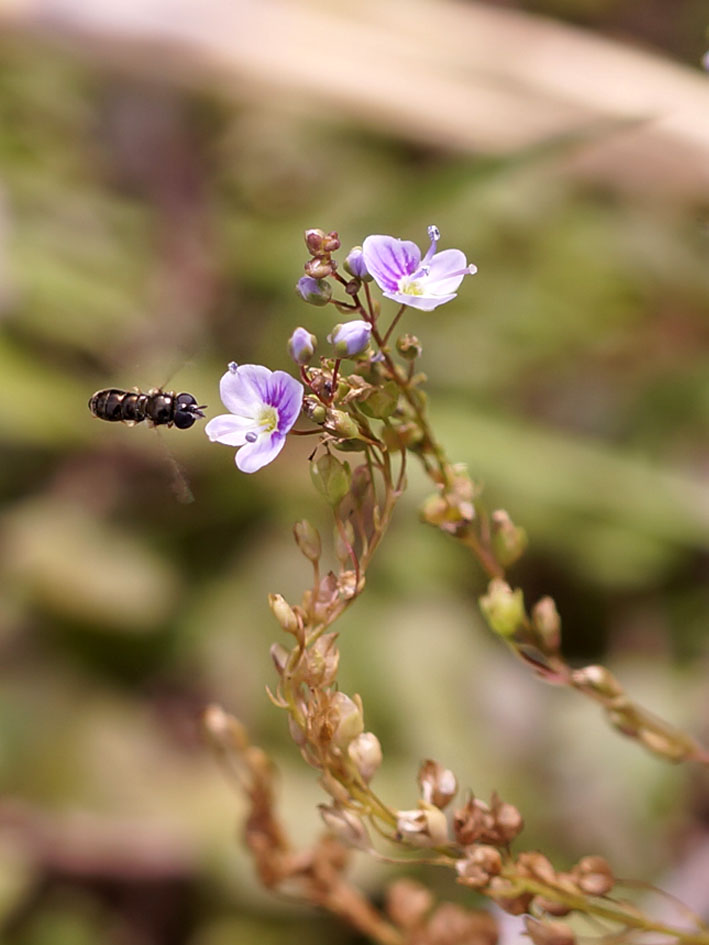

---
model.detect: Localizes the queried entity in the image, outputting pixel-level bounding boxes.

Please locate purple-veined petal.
[236,432,287,473]
[362,235,421,292]
[204,413,255,446]
[266,370,304,430]
[382,289,459,312]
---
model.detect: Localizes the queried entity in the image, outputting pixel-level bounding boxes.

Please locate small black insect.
[89,388,206,430]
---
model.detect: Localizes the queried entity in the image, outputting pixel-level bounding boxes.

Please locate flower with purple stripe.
[205,362,304,473]
[362,225,476,312]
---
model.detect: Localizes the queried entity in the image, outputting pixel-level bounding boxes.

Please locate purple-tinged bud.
[344,246,371,281]
[396,805,449,847]
[348,732,382,783]
[296,275,332,306]
[304,228,328,254]
[288,326,317,365]
[327,320,372,358]
[305,256,336,279]
[418,759,458,809]
[532,596,562,652]
[319,804,371,850]
[479,579,526,639]
[293,519,321,562]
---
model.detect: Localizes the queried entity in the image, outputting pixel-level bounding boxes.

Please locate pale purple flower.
[205,362,304,473]
[362,225,476,311]
[296,275,332,306]
[327,320,372,357]
[288,326,317,365]
[344,246,371,281]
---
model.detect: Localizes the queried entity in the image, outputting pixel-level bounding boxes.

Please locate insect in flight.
[88,388,207,429]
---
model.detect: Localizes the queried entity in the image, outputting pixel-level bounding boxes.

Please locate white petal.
[424,249,468,295]
[236,433,286,473]
[204,414,255,446]
[383,289,458,312]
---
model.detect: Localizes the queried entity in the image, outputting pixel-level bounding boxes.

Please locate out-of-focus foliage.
[1,4,708,943]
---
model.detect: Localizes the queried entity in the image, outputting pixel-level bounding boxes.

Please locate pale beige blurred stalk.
[1,0,708,196]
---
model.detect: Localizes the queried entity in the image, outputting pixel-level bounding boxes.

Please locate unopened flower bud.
[344,246,371,281]
[296,275,332,306]
[319,804,371,850]
[202,704,249,752]
[310,453,351,506]
[327,320,372,358]
[479,579,526,639]
[396,333,422,360]
[637,727,692,762]
[490,509,528,567]
[303,396,327,424]
[304,228,328,255]
[268,593,300,635]
[288,326,317,365]
[348,731,382,783]
[418,760,458,809]
[270,642,289,675]
[326,409,361,439]
[571,664,624,699]
[532,596,561,652]
[524,917,576,945]
[330,692,364,749]
[396,805,449,847]
[293,519,322,562]
[305,255,336,279]
[573,855,614,896]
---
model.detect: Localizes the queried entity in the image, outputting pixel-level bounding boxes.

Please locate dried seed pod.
[418,759,458,809]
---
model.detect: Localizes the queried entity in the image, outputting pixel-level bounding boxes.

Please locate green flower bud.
[326,409,361,439]
[396,333,422,360]
[479,579,526,639]
[490,509,528,567]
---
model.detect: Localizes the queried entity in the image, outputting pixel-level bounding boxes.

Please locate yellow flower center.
[257,405,279,434]
[398,277,424,297]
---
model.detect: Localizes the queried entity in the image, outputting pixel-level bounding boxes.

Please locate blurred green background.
[1,0,709,942]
